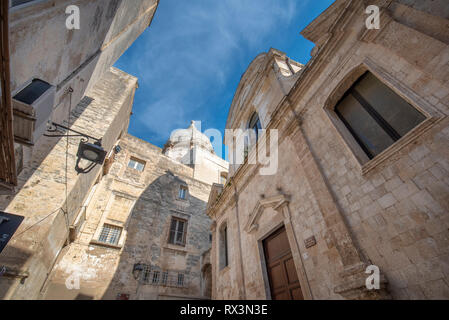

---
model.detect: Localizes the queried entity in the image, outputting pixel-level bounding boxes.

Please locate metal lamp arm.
[48,122,102,145]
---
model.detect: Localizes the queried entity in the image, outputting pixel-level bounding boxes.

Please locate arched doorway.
[201,264,212,298]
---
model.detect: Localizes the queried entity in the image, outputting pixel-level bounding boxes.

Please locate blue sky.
[114,0,335,156]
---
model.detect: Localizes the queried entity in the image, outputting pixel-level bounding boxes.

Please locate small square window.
[128,158,145,172]
[179,186,187,200]
[98,224,122,245]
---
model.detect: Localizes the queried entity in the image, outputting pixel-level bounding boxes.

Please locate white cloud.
[119,0,304,144]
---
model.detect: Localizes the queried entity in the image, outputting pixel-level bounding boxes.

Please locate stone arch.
[201,263,212,298]
[226,53,268,129]
[323,63,368,113]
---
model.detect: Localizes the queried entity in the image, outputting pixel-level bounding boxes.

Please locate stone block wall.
[44,132,219,300]
[209,0,449,300]
[0,68,137,299]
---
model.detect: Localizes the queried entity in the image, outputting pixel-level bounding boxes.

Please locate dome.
[163,121,215,164]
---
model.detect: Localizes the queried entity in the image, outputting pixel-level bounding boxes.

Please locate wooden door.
[263,227,304,300]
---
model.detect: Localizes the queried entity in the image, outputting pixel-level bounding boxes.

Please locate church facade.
[207,0,449,300]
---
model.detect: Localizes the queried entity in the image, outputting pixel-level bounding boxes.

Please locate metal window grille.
[177,273,184,287]
[152,271,160,284]
[98,224,122,245]
[142,265,151,282]
[140,265,187,288]
[168,217,187,246]
[162,271,168,285]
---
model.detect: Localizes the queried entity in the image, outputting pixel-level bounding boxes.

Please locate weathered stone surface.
[0,68,138,299]
[208,0,449,300]
[43,123,227,300]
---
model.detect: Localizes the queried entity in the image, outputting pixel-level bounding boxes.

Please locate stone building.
[0,0,159,299]
[207,0,449,300]
[44,122,228,300]
[1,0,159,191]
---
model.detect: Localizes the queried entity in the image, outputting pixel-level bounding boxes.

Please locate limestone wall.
[9,0,158,144]
[210,0,449,300]
[0,68,137,299]
[44,133,221,300]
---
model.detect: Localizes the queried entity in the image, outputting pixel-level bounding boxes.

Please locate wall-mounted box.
[12,79,55,146]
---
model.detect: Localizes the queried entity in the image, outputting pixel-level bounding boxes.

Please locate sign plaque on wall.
[304,235,317,249]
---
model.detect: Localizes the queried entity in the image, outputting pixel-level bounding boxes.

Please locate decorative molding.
[244,194,290,233]
[169,209,191,220]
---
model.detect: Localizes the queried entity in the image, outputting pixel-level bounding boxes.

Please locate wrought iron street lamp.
[46,121,107,174]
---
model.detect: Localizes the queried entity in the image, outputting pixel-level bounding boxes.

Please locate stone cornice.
[244,194,290,233]
[290,0,364,112]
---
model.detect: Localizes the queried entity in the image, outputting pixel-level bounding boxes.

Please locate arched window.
[248,112,262,142]
[335,72,425,159]
[219,224,229,270]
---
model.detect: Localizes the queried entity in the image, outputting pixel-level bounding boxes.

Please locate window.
[177,273,185,287]
[139,265,187,288]
[142,266,151,282]
[179,185,187,200]
[98,224,122,245]
[152,271,160,284]
[220,173,227,185]
[168,217,187,246]
[10,0,36,8]
[128,158,145,172]
[248,112,262,142]
[335,72,425,159]
[219,225,229,270]
[162,271,169,285]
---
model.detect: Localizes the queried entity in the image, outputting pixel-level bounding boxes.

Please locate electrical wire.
[14,207,62,238]
[13,87,74,240]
